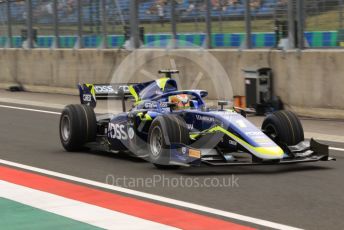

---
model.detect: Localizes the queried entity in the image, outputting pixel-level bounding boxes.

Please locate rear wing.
[78,83,133,108]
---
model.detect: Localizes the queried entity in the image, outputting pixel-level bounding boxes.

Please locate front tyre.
[59,104,97,151]
[262,110,304,146]
[148,115,189,169]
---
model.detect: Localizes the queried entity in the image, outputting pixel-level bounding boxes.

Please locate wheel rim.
[264,124,278,140]
[61,115,71,141]
[150,126,163,158]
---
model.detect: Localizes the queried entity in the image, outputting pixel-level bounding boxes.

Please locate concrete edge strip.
[0,180,178,230]
[0,98,112,114]
[0,159,302,230]
[0,104,61,115]
[330,147,344,152]
[0,97,66,110]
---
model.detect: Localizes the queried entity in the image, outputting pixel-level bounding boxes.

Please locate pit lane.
[0,91,343,230]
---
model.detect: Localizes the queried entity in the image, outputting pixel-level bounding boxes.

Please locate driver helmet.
[169,94,190,110]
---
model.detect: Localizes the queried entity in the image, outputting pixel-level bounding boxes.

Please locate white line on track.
[0,159,302,230]
[329,147,344,152]
[0,104,60,115]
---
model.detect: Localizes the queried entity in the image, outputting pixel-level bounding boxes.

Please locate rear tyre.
[59,104,97,151]
[262,110,304,146]
[148,115,189,169]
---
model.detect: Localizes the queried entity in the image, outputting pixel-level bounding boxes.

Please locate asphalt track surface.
[0,99,343,229]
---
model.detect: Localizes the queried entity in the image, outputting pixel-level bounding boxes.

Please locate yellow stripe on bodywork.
[156,78,169,91]
[130,78,168,102]
[190,133,200,140]
[129,85,140,102]
[191,126,284,157]
[85,84,96,98]
[137,112,152,121]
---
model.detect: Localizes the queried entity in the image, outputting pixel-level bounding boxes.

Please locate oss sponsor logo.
[109,124,135,140]
[94,85,115,94]
[109,124,128,140]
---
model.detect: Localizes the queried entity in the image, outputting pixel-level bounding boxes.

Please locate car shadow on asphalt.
[176,164,333,176]
[79,149,147,163]
[59,150,334,175]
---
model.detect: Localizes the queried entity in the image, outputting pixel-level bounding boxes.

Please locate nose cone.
[250,146,284,160]
[217,112,285,160]
[233,126,285,160]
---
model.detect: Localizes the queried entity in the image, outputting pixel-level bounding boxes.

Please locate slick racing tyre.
[148,115,189,169]
[262,110,304,146]
[59,104,97,151]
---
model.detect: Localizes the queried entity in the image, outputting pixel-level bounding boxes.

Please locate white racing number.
[83,94,92,102]
[108,124,128,140]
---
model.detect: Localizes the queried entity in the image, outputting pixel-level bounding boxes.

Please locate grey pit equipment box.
[243,67,277,115]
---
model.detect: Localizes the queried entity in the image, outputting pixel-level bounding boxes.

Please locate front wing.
[169,139,335,167]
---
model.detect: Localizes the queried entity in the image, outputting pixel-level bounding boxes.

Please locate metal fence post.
[96,0,101,35]
[52,0,59,48]
[205,0,212,49]
[130,0,139,49]
[244,0,252,49]
[26,0,33,49]
[6,0,12,48]
[296,0,304,49]
[340,0,344,30]
[101,0,108,49]
[90,0,94,33]
[76,0,83,49]
[171,0,177,48]
[287,0,295,49]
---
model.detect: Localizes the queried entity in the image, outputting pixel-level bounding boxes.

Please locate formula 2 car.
[59,70,335,169]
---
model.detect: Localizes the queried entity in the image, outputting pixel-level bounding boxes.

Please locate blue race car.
[59,70,335,169]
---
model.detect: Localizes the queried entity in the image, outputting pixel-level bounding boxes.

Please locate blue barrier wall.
[0,31,339,48]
